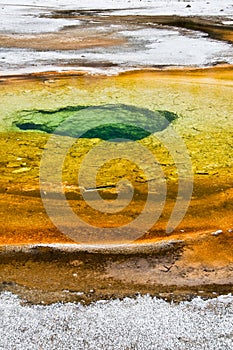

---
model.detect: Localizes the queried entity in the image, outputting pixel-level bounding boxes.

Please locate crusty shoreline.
[0,64,233,81]
[0,234,232,305]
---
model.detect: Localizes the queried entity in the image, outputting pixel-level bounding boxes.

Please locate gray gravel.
[0,292,233,350]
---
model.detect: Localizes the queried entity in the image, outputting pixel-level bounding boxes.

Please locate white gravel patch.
[0,292,232,350]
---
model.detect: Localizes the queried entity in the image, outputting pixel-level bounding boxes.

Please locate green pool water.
[0,71,232,185]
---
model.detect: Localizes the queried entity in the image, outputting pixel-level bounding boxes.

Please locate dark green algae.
[12,104,178,141]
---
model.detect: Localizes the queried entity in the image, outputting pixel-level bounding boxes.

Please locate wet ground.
[0,234,232,305]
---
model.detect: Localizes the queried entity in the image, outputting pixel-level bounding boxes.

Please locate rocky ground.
[0,292,233,350]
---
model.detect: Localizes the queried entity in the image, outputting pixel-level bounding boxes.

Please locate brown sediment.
[1,64,233,83]
[131,15,233,44]
[42,13,233,44]
[222,32,233,42]
[0,32,125,51]
[0,234,232,305]
[0,14,232,54]
[120,64,233,80]
[44,11,233,42]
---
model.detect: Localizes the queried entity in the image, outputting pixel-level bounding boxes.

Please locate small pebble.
[211,230,223,236]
